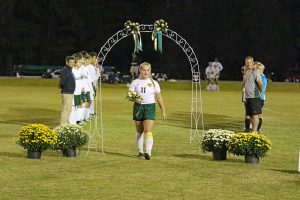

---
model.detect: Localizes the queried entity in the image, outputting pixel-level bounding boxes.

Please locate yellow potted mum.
[227,132,272,164]
[17,124,57,159]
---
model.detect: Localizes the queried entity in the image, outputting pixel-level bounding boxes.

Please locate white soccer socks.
[90,100,95,115]
[84,107,91,120]
[136,132,144,154]
[69,106,77,124]
[145,132,153,156]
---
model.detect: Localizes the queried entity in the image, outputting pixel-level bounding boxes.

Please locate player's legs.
[257,100,264,133]
[143,120,154,159]
[135,121,144,156]
[133,66,139,79]
[130,66,136,80]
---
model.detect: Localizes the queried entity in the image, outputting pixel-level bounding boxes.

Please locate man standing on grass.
[59,56,76,124]
[242,56,263,132]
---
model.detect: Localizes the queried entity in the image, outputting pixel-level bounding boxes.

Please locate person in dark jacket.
[59,56,76,124]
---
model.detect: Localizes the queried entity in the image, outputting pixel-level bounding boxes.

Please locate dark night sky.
[0,0,299,80]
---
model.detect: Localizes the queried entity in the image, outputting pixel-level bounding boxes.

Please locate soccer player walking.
[129,62,166,160]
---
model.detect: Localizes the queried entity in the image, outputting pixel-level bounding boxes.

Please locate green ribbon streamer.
[153,30,163,53]
[133,32,142,53]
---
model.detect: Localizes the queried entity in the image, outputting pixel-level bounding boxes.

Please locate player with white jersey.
[129,79,160,105]
[129,62,166,160]
[81,60,94,122]
[205,62,217,91]
[89,52,101,88]
[69,60,84,124]
[212,58,223,73]
[212,58,223,91]
[86,55,98,116]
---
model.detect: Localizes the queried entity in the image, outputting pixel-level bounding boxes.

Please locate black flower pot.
[212,149,227,160]
[63,148,76,157]
[27,150,42,159]
[245,154,259,164]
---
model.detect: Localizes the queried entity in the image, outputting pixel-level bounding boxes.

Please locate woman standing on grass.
[129,62,166,160]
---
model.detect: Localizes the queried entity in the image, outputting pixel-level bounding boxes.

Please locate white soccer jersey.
[129,78,161,104]
[94,65,100,87]
[72,67,83,95]
[82,66,93,93]
[205,66,216,79]
[87,64,97,83]
[212,61,223,73]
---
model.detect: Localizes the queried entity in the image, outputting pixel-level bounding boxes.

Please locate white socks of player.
[84,108,91,120]
[136,132,153,156]
[69,106,77,124]
[136,132,144,154]
[206,84,219,91]
[145,132,153,156]
[90,100,95,115]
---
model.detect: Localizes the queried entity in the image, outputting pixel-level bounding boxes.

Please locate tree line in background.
[0,0,299,80]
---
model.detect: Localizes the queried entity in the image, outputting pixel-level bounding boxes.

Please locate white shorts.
[208,75,215,79]
[130,66,139,74]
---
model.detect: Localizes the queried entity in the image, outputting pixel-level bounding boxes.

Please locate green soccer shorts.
[81,91,91,103]
[133,103,156,121]
[74,94,82,106]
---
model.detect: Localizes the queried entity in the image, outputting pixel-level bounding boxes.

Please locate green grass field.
[0,78,300,200]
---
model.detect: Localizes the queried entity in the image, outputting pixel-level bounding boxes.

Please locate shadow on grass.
[173,153,244,163]
[0,151,62,158]
[80,147,137,158]
[172,153,211,160]
[99,151,136,159]
[0,152,25,158]
[268,168,300,174]
[42,151,62,157]
[0,120,29,126]
[3,107,59,127]
[164,112,244,132]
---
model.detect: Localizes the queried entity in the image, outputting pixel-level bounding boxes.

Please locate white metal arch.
[87,24,204,154]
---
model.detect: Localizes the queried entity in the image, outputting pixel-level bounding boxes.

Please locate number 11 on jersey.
[141,87,146,93]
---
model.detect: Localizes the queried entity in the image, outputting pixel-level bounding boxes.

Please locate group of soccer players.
[68,51,101,125]
[205,58,223,91]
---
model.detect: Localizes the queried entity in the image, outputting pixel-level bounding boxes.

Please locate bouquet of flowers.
[53,124,89,151]
[200,129,235,152]
[126,91,143,104]
[17,124,57,151]
[227,132,271,158]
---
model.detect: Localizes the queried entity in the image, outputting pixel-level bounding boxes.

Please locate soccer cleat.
[144,153,151,160]
[138,152,144,157]
[77,121,84,126]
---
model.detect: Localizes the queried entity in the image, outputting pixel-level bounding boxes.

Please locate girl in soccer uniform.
[69,59,84,124]
[205,62,217,91]
[80,61,91,121]
[129,62,166,160]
